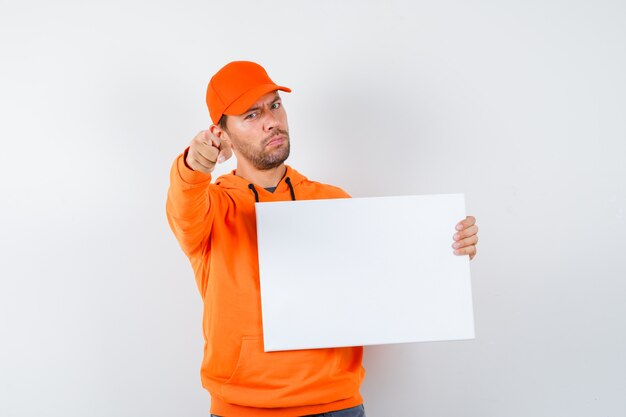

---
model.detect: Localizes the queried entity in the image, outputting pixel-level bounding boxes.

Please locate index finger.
[217,140,233,163]
[201,130,221,149]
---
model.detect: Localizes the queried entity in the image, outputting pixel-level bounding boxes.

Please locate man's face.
[223,91,290,170]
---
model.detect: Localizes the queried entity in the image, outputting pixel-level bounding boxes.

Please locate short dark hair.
[218,115,228,131]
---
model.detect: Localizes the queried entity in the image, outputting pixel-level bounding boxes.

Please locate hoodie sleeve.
[166,151,216,261]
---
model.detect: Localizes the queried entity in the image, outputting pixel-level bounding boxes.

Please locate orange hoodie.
[166,153,365,417]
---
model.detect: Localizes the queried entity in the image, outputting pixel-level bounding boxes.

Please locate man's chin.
[256,149,290,170]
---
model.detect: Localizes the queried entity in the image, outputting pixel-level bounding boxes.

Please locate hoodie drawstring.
[285,177,296,201]
[248,177,297,202]
[248,184,260,203]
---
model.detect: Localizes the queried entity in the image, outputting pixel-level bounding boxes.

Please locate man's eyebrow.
[266,94,281,105]
[245,95,281,113]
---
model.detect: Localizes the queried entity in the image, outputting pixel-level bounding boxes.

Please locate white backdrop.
[1,1,625,416]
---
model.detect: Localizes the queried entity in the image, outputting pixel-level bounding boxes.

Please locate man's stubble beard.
[233,129,291,171]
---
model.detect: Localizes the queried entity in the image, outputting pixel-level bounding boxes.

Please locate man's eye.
[245,112,257,120]
[271,102,281,109]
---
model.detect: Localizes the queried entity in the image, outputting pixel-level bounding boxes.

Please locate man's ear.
[209,124,225,140]
[209,124,234,149]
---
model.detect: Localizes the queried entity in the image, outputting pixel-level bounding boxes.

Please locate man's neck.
[235,163,287,188]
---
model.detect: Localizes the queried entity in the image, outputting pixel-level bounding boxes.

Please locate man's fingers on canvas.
[452,235,478,250]
[453,245,476,257]
[457,215,476,230]
[454,224,478,240]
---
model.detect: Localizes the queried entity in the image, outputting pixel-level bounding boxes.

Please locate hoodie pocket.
[221,336,360,408]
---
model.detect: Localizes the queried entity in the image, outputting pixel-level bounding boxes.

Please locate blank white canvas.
[255,194,474,352]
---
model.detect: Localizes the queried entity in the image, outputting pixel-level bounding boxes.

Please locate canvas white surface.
[255,194,474,352]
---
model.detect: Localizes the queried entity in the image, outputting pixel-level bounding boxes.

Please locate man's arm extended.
[166,130,232,258]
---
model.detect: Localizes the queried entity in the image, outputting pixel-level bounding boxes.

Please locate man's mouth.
[265,135,286,147]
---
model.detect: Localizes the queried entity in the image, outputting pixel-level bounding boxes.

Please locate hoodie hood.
[215,165,306,202]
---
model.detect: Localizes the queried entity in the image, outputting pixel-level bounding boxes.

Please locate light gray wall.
[1,1,624,416]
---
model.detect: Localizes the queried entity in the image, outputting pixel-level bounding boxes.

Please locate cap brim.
[223,83,291,116]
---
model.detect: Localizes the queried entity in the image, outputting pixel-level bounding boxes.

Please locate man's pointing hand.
[185,129,233,173]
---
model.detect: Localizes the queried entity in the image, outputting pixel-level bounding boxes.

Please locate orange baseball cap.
[205,61,291,124]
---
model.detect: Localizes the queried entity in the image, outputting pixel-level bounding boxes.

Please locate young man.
[166,61,479,417]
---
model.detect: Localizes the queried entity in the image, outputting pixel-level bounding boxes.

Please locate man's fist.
[185,129,233,173]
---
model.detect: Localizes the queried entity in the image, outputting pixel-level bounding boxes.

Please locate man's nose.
[263,109,279,131]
